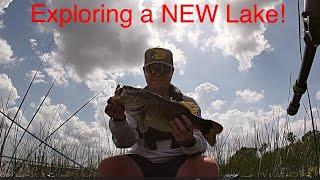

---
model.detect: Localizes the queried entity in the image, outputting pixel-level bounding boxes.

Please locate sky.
[0,0,320,158]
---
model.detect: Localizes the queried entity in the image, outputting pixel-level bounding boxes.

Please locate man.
[98,47,218,177]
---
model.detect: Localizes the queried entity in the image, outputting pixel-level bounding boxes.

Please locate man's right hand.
[105,96,126,120]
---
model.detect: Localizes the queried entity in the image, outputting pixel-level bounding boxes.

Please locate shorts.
[126,154,188,177]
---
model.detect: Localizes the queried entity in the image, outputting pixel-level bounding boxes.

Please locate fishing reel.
[287,0,320,116]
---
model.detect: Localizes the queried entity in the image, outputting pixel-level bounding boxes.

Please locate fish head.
[115,85,148,112]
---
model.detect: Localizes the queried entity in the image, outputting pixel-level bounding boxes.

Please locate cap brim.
[144,61,173,67]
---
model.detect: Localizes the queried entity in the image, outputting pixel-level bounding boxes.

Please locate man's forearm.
[109,118,138,148]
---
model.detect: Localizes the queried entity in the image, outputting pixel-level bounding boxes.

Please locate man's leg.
[176,155,219,177]
[98,155,143,177]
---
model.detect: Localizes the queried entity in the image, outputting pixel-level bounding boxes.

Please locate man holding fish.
[98,47,222,178]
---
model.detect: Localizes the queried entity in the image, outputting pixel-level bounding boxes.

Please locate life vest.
[136,84,183,150]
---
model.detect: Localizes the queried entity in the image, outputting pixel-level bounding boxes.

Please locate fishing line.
[11,86,107,177]
[0,110,96,176]
[6,57,71,174]
[0,38,54,170]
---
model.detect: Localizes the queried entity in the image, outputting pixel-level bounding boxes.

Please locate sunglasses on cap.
[144,63,173,75]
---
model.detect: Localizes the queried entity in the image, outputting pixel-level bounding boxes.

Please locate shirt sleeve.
[109,114,139,148]
[180,94,208,155]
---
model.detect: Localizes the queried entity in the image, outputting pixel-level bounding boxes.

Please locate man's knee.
[177,155,219,177]
[203,156,219,175]
[98,155,142,177]
[98,156,120,176]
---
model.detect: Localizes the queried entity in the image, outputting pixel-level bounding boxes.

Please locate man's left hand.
[170,115,196,147]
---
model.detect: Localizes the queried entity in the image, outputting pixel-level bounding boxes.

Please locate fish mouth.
[115,84,124,96]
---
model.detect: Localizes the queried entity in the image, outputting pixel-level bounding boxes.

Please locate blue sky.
[0,0,320,152]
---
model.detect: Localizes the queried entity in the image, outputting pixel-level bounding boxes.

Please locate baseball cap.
[144,47,173,67]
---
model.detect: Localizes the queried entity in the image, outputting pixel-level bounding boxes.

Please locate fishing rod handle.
[287,80,307,116]
[287,44,317,116]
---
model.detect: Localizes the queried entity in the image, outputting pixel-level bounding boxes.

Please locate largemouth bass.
[112,84,223,146]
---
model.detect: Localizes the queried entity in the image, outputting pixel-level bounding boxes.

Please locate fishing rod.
[287,0,320,116]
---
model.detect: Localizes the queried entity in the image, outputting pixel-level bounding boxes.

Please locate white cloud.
[186,82,227,117]
[29,39,38,53]
[26,70,46,84]
[211,100,225,111]
[30,39,37,47]
[236,89,264,103]
[0,73,19,105]
[0,38,13,64]
[0,0,13,15]
[0,1,14,65]
[44,67,69,86]
[204,0,281,71]
[85,72,117,94]
[40,51,73,86]
[316,91,320,101]
[187,82,219,104]
[3,107,28,129]
[194,82,219,96]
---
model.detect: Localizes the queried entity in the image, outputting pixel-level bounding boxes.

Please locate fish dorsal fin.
[179,101,198,115]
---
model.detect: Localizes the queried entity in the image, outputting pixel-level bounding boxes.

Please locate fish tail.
[202,128,217,146]
[190,115,223,147]
[191,115,213,132]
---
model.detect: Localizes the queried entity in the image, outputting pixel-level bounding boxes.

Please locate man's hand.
[105,96,126,120]
[170,115,196,147]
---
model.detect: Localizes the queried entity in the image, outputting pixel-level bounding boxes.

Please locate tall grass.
[211,108,320,177]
